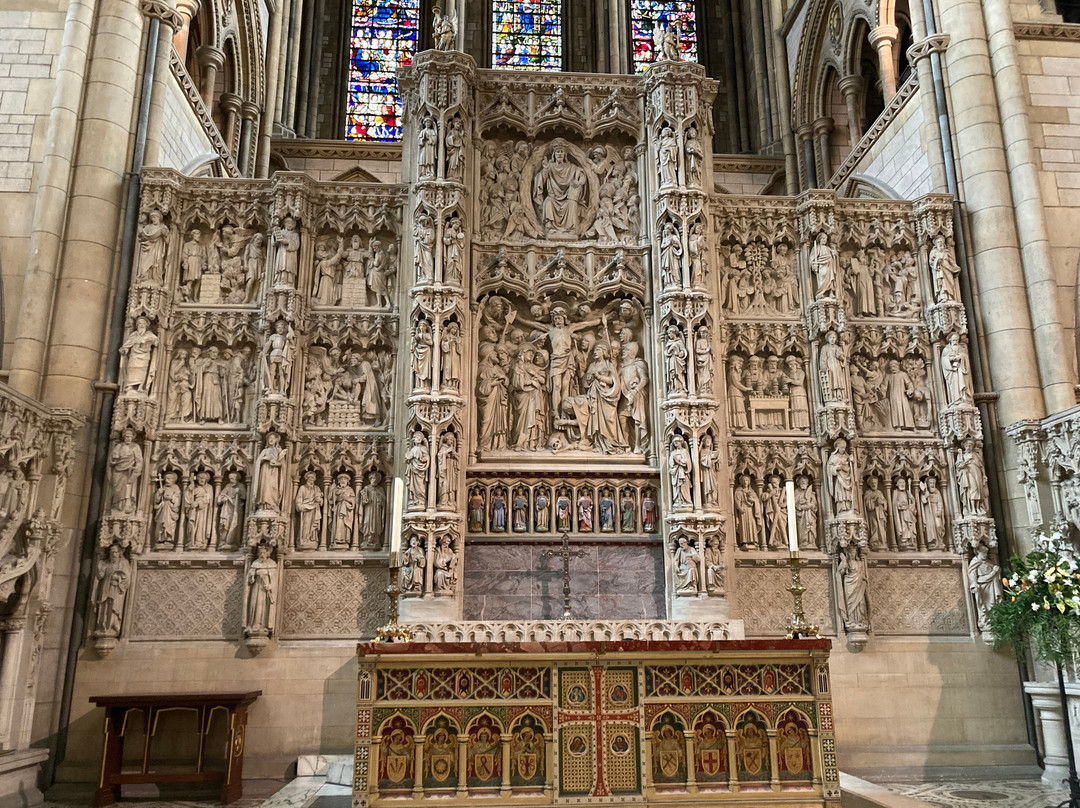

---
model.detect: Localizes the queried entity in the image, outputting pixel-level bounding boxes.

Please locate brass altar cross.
[543,532,585,620]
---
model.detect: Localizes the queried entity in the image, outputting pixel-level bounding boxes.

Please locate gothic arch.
[332,166,382,183]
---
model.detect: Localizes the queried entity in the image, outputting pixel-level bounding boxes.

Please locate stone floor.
[880,780,1070,808]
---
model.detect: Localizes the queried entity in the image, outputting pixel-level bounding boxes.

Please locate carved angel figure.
[433,4,457,51]
[654,20,683,62]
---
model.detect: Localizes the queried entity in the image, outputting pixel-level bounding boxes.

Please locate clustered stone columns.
[837,75,863,144]
[395,48,477,621]
[869,25,900,101]
[643,59,728,619]
[812,116,834,184]
[239,101,261,175]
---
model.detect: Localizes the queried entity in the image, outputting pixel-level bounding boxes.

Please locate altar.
[352,625,840,808]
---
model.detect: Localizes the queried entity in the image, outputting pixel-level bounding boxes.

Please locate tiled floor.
[881,780,1071,808]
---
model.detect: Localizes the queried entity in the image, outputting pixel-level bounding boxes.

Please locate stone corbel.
[140,0,184,31]
[906,34,951,67]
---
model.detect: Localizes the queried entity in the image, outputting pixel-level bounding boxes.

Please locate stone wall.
[850,87,933,199]
[156,73,216,173]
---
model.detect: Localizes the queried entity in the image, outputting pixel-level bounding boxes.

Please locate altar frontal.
[353,637,839,807]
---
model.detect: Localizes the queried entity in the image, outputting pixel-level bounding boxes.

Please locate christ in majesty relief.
[533,144,587,236]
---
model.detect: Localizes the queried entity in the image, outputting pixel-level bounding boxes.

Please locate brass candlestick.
[375,559,412,643]
[787,554,819,640]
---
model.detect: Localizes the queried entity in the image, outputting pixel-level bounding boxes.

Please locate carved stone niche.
[466,476,660,536]
[310,228,398,310]
[302,340,393,431]
[849,326,935,435]
[476,136,641,247]
[177,218,267,306]
[91,541,133,657]
[163,339,258,429]
[473,293,651,460]
[243,540,278,655]
[718,237,800,318]
[725,347,809,434]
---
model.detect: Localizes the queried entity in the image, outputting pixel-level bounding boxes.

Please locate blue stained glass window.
[492,1,563,71]
[630,1,699,73]
[346,0,420,141]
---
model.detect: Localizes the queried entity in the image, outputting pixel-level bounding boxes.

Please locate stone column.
[904,29,949,192]
[869,25,899,101]
[142,0,183,169]
[396,47,477,623]
[219,92,243,156]
[837,76,863,143]
[282,0,306,131]
[812,117,833,184]
[643,60,726,622]
[172,0,199,61]
[256,2,285,176]
[196,44,225,110]
[239,101,260,176]
[796,125,817,188]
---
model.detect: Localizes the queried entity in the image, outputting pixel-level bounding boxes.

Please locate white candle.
[389,477,404,563]
[786,479,799,556]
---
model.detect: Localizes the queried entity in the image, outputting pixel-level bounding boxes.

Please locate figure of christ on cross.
[508,306,605,420]
[557,667,641,798]
[543,532,586,620]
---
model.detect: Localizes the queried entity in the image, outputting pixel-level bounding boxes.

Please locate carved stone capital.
[815,404,856,442]
[869,24,900,48]
[938,403,983,444]
[218,92,243,117]
[100,515,148,555]
[140,0,184,29]
[195,44,226,72]
[925,301,968,341]
[837,75,863,98]
[825,514,867,555]
[906,34,950,66]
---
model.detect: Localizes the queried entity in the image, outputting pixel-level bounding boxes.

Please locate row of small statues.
[466,485,660,534]
[398,534,458,596]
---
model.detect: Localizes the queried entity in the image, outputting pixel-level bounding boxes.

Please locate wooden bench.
[90,691,261,807]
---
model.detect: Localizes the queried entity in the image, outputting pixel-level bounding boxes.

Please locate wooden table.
[90,691,261,807]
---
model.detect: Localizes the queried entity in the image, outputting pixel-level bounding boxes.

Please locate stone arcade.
[2,0,1080,799]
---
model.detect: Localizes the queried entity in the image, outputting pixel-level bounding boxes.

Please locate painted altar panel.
[353,640,841,808]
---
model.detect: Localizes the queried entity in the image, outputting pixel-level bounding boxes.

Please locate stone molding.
[403,619,740,643]
[271,138,404,162]
[1014,21,1080,39]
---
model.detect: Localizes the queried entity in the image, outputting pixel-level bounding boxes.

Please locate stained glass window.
[630,1,699,73]
[346,0,419,141]
[492,1,563,71]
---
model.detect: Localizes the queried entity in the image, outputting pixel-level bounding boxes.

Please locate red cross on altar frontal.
[556,666,641,798]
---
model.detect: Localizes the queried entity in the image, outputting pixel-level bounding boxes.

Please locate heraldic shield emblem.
[474,752,495,781]
[386,754,408,784]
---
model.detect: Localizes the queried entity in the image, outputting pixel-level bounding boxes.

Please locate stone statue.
[418,115,438,179]
[727,355,750,429]
[412,319,434,391]
[443,217,464,285]
[810,232,839,299]
[818,330,849,403]
[659,222,682,288]
[192,345,225,422]
[533,143,588,236]
[955,438,988,516]
[863,477,889,550]
[619,490,635,532]
[136,210,169,284]
[795,475,818,550]
[225,346,255,424]
[433,535,457,594]
[184,470,213,549]
[295,471,324,550]
[849,249,875,315]
[704,536,726,592]
[672,536,701,595]
[826,438,855,514]
[436,432,458,507]
[312,235,345,305]
[272,216,300,288]
[405,431,430,510]
[669,434,693,508]
[244,232,265,301]
[261,319,296,397]
[120,316,158,395]
[476,343,509,452]
[255,432,287,514]
[414,213,435,282]
[555,489,570,532]
[941,333,973,404]
[699,433,720,508]
[763,476,786,549]
[368,237,395,309]
[108,428,142,515]
[919,475,946,551]
[217,470,246,550]
[968,544,1002,631]
[684,124,703,185]
[400,535,425,593]
[433,2,459,50]
[92,544,130,637]
[440,321,462,392]
[513,490,528,532]
[664,326,688,396]
[654,21,682,61]
[892,477,918,551]
[180,228,208,301]
[619,331,650,453]
[154,471,181,549]
[445,116,466,180]
[929,235,961,303]
[885,359,915,430]
[166,350,195,422]
[734,475,762,549]
[343,235,368,306]
[781,356,809,430]
[838,541,869,630]
[693,326,714,397]
[359,472,386,549]
[688,221,708,287]
[657,124,679,188]
[328,473,356,549]
[245,543,276,636]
